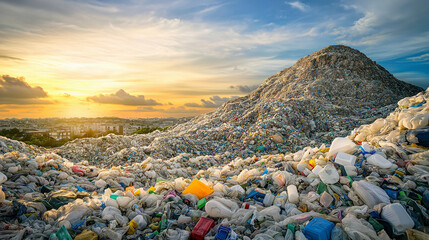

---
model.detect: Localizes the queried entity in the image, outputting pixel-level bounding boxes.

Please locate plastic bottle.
[287,185,299,204]
[263,193,275,207]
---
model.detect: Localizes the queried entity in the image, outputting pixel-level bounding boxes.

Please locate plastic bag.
[205,197,238,218]
[342,213,379,240]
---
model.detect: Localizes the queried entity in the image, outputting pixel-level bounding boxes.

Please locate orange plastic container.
[182,179,213,200]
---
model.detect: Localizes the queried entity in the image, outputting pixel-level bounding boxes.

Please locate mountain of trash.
[56,45,423,165]
[0,86,428,239]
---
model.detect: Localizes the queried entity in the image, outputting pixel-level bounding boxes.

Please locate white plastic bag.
[205,197,238,218]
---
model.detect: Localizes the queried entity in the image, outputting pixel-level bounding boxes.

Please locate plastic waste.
[205,197,238,218]
[263,193,275,206]
[55,225,73,240]
[132,215,147,229]
[0,172,7,184]
[287,185,299,204]
[341,213,379,240]
[381,203,414,235]
[330,226,347,240]
[327,137,356,158]
[352,180,390,208]
[191,217,215,240]
[182,179,213,200]
[318,164,339,184]
[366,154,393,169]
[335,152,356,166]
[214,225,231,240]
[405,127,429,146]
[319,192,333,208]
[303,217,334,240]
[74,229,98,240]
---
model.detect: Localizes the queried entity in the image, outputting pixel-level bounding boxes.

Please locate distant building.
[49,130,71,140]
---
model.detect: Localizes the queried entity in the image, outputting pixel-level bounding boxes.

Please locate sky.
[0,0,428,119]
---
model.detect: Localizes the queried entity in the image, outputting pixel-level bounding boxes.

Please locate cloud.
[335,0,429,59]
[185,95,238,108]
[407,53,429,62]
[87,89,161,106]
[230,84,259,93]
[0,55,23,61]
[138,106,201,114]
[0,75,50,104]
[286,1,309,12]
[120,106,201,114]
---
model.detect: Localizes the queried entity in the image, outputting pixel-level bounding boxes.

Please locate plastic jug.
[287,185,299,204]
[327,137,356,158]
[318,164,339,184]
[335,152,356,166]
[381,203,414,234]
[352,181,390,208]
[312,165,323,175]
[190,217,215,240]
[182,179,213,200]
[303,217,334,240]
[367,154,392,168]
[215,225,231,240]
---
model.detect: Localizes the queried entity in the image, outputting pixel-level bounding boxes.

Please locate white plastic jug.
[287,185,299,204]
[381,203,414,234]
[311,165,323,175]
[335,152,356,166]
[366,154,392,168]
[318,164,339,184]
[327,137,356,158]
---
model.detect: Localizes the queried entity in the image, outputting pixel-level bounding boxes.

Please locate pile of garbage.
[56,45,423,165]
[1,87,428,239]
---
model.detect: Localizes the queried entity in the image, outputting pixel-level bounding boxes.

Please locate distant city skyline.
[0,0,428,118]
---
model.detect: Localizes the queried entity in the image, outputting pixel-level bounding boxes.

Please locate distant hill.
[56,45,424,164]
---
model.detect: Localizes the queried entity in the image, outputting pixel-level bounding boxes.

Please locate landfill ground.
[0,46,429,240]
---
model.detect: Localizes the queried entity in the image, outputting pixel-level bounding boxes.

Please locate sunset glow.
[1,0,428,118]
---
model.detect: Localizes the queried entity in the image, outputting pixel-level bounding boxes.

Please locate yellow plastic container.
[182,179,213,200]
[126,186,135,193]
